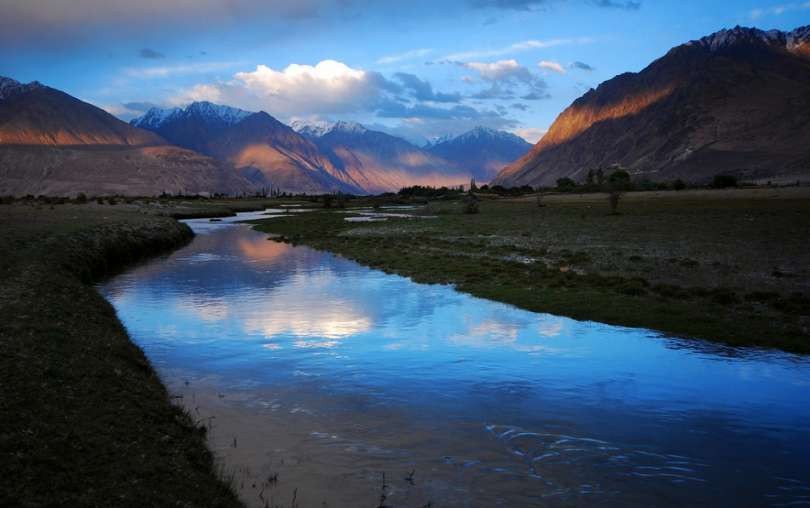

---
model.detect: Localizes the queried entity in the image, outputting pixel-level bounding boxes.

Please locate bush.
[712,174,737,189]
[673,179,686,191]
[75,193,88,204]
[556,178,577,192]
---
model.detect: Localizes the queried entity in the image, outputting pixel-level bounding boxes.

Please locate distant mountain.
[0,77,163,146]
[494,25,810,187]
[207,113,364,194]
[131,102,252,154]
[0,77,255,196]
[425,126,531,182]
[134,106,362,194]
[295,120,469,193]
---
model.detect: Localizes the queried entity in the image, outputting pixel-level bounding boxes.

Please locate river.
[99,210,810,507]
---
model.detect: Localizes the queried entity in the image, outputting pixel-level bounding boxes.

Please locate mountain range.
[293,120,471,194]
[494,25,810,187]
[4,24,807,197]
[425,127,532,182]
[0,77,254,197]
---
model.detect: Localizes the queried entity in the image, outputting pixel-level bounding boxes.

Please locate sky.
[0,0,808,144]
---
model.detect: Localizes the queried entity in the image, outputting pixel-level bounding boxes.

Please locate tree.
[596,168,605,186]
[586,169,595,185]
[606,169,631,215]
[608,169,631,189]
[470,177,478,192]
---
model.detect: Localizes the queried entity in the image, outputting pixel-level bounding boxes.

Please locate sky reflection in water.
[100,213,810,506]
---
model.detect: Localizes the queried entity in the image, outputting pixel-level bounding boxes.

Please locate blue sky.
[0,0,807,143]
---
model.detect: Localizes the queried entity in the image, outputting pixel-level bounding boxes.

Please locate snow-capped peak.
[427,126,528,147]
[184,101,252,124]
[687,25,809,53]
[291,119,334,138]
[292,119,368,138]
[131,101,252,129]
[329,120,368,135]
[131,106,182,129]
[0,76,44,101]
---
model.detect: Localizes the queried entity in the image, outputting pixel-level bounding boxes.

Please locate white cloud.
[464,59,527,80]
[174,60,389,116]
[538,60,566,74]
[376,48,433,65]
[750,2,810,18]
[444,37,593,61]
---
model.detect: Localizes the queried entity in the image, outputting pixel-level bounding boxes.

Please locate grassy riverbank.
[0,204,240,506]
[252,187,810,353]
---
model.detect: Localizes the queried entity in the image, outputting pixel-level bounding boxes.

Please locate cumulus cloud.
[538,60,566,74]
[182,60,393,116]
[139,48,165,59]
[171,59,502,126]
[460,59,549,99]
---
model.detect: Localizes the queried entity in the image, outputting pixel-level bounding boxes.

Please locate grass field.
[0,203,242,506]
[252,187,810,353]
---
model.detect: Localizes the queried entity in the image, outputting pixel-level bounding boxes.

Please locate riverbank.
[252,187,810,353]
[0,204,241,506]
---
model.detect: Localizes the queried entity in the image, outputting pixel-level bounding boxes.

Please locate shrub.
[462,195,480,214]
[75,193,88,204]
[556,178,576,192]
[673,179,686,191]
[712,174,737,189]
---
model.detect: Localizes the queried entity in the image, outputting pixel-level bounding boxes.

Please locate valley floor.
[1,187,807,503]
[252,187,810,353]
[0,203,248,506]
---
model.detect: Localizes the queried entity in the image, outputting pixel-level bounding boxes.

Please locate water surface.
[100,212,810,507]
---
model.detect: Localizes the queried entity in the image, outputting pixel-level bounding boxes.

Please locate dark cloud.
[469,0,553,10]
[470,0,641,10]
[511,102,529,111]
[590,0,641,9]
[570,61,594,71]
[521,91,550,100]
[139,48,165,59]
[393,72,462,103]
[376,100,488,119]
[470,83,515,100]
[122,101,159,112]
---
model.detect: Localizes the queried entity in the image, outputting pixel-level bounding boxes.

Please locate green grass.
[251,188,810,353]
[0,203,241,506]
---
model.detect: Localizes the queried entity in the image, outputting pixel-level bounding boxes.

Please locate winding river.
[99,210,810,507]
